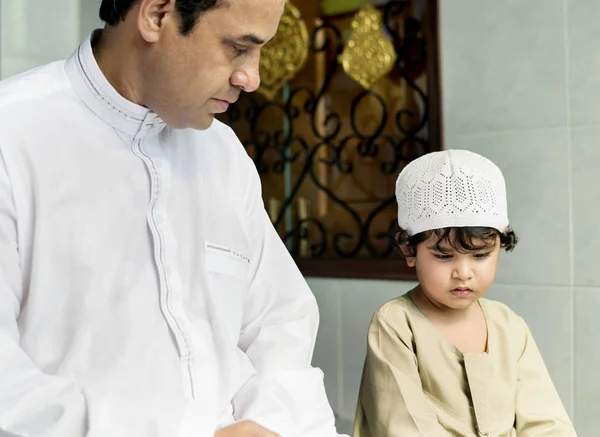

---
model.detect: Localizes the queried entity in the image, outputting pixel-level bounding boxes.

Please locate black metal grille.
[221,0,440,267]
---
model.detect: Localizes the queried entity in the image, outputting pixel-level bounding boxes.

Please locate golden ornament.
[338,4,397,90]
[257,1,309,100]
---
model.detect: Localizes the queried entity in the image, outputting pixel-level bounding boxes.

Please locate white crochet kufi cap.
[395,149,509,236]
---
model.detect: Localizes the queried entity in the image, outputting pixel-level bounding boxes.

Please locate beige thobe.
[354,294,576,437]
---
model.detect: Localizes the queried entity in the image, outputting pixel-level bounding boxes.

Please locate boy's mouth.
[450,287,472,297]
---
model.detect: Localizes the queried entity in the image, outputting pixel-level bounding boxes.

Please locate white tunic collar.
[65,30,167,138]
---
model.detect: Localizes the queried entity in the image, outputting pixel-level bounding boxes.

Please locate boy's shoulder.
[365,293,421,351]
[479,297,532,342]
[373,292,414,318]
[369,293,420,335]
[480,297,526,324]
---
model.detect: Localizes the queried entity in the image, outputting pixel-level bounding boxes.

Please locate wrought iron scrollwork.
[221,0,438,262]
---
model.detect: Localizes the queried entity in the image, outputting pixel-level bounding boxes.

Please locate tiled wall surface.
[0,0,102,79]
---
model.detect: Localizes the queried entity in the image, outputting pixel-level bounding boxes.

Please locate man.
[0,1,341,436]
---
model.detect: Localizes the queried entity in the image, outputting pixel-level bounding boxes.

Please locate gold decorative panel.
[257,1,309,100]
[338,4,398,90]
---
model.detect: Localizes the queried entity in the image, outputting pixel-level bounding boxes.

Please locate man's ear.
[137,0,176,43]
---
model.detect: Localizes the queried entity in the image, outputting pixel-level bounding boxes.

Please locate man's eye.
[232,45,248,57]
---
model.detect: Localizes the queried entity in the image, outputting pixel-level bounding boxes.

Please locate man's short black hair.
[99,0,224,35]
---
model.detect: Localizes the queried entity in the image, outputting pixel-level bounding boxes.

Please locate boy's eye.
[434,253,452,260]
[474,252,491,259]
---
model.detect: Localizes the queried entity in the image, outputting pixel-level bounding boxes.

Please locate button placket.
[133,132,196,399]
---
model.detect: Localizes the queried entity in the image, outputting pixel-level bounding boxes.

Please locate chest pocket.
[205,242,250,340]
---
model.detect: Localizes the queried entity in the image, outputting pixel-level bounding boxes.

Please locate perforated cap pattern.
[395,149,509,236]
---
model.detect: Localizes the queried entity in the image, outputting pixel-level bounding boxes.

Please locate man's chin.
[189,115,215,131]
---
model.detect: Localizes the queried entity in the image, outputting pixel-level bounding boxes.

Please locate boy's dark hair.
[396,226,518,257]
[99,0,224,35]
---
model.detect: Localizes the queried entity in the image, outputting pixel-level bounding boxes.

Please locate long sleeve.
[230,156,341,437]
[354,309,449,437]
[0,148,88,436]
[514,318,576,436]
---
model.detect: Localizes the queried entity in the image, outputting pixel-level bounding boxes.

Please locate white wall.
[0,0,102,79]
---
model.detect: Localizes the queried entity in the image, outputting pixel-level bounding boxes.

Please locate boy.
[353,149,576,436]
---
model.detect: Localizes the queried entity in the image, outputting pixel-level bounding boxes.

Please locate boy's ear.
[400,243,416,267]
